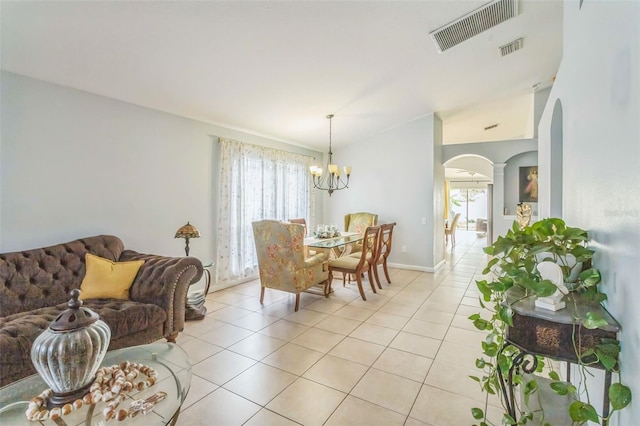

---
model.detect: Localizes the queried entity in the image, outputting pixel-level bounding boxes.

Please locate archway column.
[491,163,507,242]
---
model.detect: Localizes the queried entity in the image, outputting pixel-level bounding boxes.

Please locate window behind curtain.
[216,137,314,286]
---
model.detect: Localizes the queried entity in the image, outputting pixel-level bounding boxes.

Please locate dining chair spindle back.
[327,225,380,301]
[372,222,396,288]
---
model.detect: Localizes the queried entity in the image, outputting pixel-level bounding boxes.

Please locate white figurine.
[535,261,568,311]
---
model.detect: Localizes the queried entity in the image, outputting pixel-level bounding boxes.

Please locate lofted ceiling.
[0,0,563,151]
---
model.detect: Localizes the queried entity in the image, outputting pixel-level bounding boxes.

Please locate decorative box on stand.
[499,286,620,426]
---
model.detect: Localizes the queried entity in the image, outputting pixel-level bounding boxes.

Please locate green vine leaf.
[595,342,620,371]
[497,353,512,373]
[471,407,484,420]
[492,237,514,255]
[482,341,499,357]
[583,312,608,329]
[503,413,517,425]
[571,245,594,262]
[569,401,599,423]
[482,257,500,274]
[534,279,558,297]
[524,379,538,405]
[579,268,601,287]
[548,371,560,381]
[472,317,492,331]
[476,280,492,302]
[610,383,632,411]
[498,305,513,327]
[550,381,576,395]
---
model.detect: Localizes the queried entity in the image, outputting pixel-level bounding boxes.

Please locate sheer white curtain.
[216,137,315,286]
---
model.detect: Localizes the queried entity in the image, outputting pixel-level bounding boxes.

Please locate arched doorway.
[443,155,493,242]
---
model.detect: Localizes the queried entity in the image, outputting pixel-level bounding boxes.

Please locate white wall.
[0,72,322,264]
[538,1,639,423]
[325,114,444,271]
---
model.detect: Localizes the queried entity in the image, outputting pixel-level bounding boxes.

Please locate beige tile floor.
[176,231,504,425]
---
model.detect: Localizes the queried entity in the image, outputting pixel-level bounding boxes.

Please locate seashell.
[137,381,145,390]
[37,409,49,421]
[25,408,36,420]
[147,377,156,386]
[73,400,83,410]
[116,409,128,421]
[50,407,61,420]
[119,361,130,371]
[83,394,93,405]
[103,407,114,421]
[62,403,73,415]
[103,391,114,402]
[111,384,122,394]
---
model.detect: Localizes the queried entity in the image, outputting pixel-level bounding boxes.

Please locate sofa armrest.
[119,250,203,338]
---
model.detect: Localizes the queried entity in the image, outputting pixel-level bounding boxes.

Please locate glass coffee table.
[0,343,191,425]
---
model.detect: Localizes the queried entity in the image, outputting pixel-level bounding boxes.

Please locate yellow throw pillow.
[80,253,144,300]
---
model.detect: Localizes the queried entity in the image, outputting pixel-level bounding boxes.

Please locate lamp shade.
[175,222,200,239]
[175,222,200,256]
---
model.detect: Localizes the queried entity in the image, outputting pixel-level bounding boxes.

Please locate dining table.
[304,232,364,260]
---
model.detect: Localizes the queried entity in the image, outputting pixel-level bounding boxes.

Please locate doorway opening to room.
[449,187,488,232]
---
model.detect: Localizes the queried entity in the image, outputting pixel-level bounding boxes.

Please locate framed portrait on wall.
[519,166,538,202]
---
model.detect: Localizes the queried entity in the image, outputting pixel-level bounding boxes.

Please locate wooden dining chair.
[288,218,307,235]
[328,226,380,301]
[289,218,315,257]
[445,213,461,246]
[372,222,396,289]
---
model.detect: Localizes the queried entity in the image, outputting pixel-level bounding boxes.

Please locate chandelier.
[309,114,352,196]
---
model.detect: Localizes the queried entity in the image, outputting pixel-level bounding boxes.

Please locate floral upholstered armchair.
[252,220,330,311]
[344,212,378,234]
[344,212,378,253]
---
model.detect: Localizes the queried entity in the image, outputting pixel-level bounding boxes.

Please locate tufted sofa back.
[0,235,125,317]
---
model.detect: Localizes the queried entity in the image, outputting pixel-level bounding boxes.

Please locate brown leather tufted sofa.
[0,235,203,387]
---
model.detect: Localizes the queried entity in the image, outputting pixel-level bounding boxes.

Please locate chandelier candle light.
[310,114,352,196]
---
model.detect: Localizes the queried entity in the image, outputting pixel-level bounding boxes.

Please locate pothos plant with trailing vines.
[469,218,632,425]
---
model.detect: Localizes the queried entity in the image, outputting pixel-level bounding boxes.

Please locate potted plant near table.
[469,217,632,425]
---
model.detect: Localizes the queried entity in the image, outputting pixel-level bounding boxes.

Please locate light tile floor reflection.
[176,231,504,425]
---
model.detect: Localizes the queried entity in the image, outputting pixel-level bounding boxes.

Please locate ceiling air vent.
[499,37,523,56]
[429,0,519,53]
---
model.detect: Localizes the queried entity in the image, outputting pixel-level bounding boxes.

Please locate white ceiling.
[0,0,563,151]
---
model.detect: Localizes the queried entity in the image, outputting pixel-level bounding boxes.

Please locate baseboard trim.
[209,274,259,293]
[388,259,445,273]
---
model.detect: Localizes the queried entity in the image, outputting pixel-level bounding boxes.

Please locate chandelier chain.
[309,114,351,196]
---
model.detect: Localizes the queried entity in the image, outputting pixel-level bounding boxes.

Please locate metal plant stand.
[499,287,620,426]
